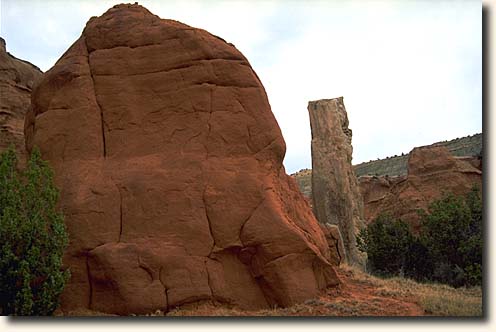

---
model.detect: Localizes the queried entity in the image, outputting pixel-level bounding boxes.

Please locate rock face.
[25,4,339,315]
[358,175,406,224]
[308,97,365,267]
[0,37,42,163]
[318,224,345,266]
[359,146,482,232]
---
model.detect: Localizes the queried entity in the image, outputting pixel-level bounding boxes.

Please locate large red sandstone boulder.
[0,37,42,164]
[359,146,482,232]
[25,3,339,315]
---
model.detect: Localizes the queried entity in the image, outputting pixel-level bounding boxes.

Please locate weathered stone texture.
[359,146,482,232]
[0,37,42,163]
[308,97,365,267]
[26,4,339,315]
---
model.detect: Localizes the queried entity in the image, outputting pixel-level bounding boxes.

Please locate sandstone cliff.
[359,145,482,231]
[25,3,339,315]
[0,37,42,163]
[308,97,365,267]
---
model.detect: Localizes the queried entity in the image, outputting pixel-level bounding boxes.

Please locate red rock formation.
[318,224,345,266]
[359,146,482,232]
[0,37,42,163]
[358,175,406,224]
[25,3,339,315]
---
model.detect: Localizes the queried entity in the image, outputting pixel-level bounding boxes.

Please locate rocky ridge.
[354,133,482,177]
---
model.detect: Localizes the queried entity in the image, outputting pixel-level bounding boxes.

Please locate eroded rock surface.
[318,224,345,266]
[25,3,339,315]
[359,146,482,232]
[358,175,406,224]
[308,97,365,267]
[0,37,42,163]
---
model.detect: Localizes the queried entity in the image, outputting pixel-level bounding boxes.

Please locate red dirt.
[323,267,425,316]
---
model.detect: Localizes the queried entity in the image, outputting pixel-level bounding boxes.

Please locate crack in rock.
[84,36,108,157]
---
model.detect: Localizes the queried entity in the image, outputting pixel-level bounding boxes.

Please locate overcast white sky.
[0,0,481,173]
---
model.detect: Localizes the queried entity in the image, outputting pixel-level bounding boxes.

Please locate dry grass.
[341,265,483,317]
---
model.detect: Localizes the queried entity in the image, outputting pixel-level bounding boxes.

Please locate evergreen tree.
[357,213,413,276]
[0,147,69,315]
[421,187,482,286]
[358,187,482,287]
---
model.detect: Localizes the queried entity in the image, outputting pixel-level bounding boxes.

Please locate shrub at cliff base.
[0,147,69,315]
[420,188,482,287]
[358,187,482,287]
[356,214,412,276]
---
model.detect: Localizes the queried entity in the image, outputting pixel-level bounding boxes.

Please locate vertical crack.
[86,255,93,309]
[118,187,123,242]
[111,177,124,243]
[83,37,107,158]
[238,197,266,244]
[99,106,107,158]
[333,236,342,265]
[202,188,216,254]
[157,266,169,312]
[138,256,154,282]
[204,260,214,300]
[202,86,215,254]
[204,87,213,159]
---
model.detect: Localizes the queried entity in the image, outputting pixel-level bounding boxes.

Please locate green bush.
[0,147,69,315]
[403,237,433,282]
[359,187,482,287]
[357,213,413,276]
[421,187,482,287]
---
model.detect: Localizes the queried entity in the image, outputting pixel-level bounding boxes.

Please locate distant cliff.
[359,146,481,230]
[354,133,482,177]
[292,133,482,199]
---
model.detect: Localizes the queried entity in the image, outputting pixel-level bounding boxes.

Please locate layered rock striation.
[308,97,365,267]
[0,37,42,163]
[25,4,339,315]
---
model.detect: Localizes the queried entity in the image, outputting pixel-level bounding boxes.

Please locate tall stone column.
[308,97,365,266]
